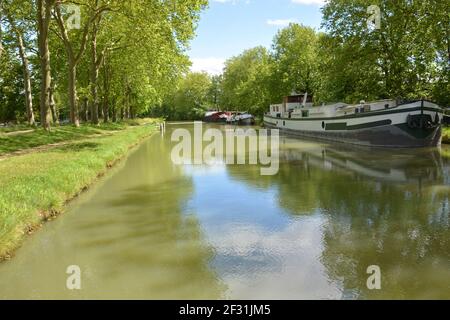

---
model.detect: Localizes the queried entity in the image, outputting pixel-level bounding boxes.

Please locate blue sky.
[188,0,325,75]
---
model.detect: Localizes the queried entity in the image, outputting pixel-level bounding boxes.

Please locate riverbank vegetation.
[155,0,449,120]
[0,121,159,259]
[0,118,159,155]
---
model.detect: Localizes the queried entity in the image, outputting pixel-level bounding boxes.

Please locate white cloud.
[291,0,325,5]
[204,218,343,299]
[190,57,225,75]
[267,19,298,27]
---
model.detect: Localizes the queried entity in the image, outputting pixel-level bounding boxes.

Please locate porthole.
[322,121,325,129]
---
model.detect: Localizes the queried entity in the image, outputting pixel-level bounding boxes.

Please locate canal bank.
[0,123,448,299]
[0,121,161,260]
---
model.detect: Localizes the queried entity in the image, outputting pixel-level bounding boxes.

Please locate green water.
[0,124,449,299]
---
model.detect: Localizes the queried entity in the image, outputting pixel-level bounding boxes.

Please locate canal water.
[0,123,449,299]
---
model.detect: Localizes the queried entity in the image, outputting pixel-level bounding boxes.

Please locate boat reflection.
[226,137,450,299]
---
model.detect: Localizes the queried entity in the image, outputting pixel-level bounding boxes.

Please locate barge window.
[302,110,309,118]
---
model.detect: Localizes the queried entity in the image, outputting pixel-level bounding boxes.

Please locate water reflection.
[0,133,225,299]
[0,124,448,299]
[226,136,450,299]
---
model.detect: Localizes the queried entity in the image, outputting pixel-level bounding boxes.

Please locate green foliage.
[320,0,450,105]
[0,53,25,122]
[0,0,208,124]
[155,72,213,120]
[270,24,319,101]
[221,46,271,116]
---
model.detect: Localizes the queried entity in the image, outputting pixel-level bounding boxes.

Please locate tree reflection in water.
[227,137,450,299]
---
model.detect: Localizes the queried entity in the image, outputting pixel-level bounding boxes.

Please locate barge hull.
[264,122,442,148]
[264,101,443,148]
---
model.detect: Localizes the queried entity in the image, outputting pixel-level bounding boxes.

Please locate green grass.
[0,123,159,259]
[0,124,34,134]
[0,119,161,155]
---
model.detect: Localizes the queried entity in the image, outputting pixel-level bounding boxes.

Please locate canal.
[0,123,449,299]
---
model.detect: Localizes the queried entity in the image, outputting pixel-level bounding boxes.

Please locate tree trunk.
[90,19,99,125]
[37,0,53,130]
[103,63,110,123]
[0,15,4,59]
[102,99,109,122]
[49,82,59,124]
[112,102,117,122]
[68,63,80,126]
[130,105,135,119]
[54,2,105,127]
[125,82,131,119]
[14,25,35,125]
[81,97,89,122]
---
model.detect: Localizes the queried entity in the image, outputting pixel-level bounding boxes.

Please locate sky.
[188,0,325,75]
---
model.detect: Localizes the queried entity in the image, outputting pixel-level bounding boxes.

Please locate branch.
[97,36,122,69]
[75,5,111,63]
[50,26,65,43]
[53,3,75,59]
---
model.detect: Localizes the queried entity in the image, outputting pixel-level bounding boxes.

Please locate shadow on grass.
[0,126,114,155]
[54,142,100,152]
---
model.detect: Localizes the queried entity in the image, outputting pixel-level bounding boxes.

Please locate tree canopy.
[0,0,207,126]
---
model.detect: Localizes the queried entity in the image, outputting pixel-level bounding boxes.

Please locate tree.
[53,0,111,126]
[221,46,271,116]
[1,0,36,125]
[0,51,25,123]
[158,72,212,120]
[321,0,450,105]
[208,74,223,110]
[270,23,319,102]
[37,0,56,129]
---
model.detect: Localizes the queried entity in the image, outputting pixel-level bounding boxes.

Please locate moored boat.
[227,112,256,125]
[204,111,230,123]
[264,93,443,148]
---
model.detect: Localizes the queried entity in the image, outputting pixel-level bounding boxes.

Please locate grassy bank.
[0,121,160,259]
[0,119,161,155]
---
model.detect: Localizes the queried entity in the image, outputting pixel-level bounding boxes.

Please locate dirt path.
[0,131,118,162]
[2,130,35,136]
